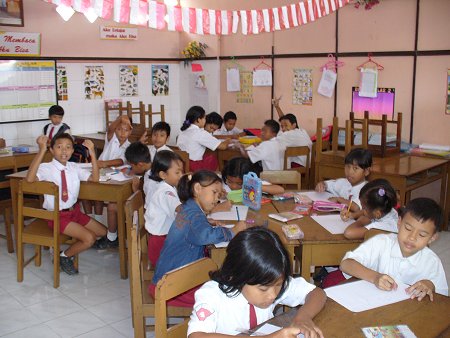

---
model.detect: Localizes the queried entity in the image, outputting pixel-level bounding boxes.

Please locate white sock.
[107,231,117,241]
[60,251,68,257]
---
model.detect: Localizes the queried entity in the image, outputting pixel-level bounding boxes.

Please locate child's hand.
[207,219,225,227]
[328,196,345,204]
[139,130,148,144]
[340,209,350,221]
[36,135,48,150]
[406,280,435,301]
[290,318,324,338]
[374,273,398,291]
[271,96,281,108]
[97,160,107,169]
[266,327,303,338]
[231,221,247,235]
[131,176,141,192]
[315,181,326,192]
[83,140,95,154]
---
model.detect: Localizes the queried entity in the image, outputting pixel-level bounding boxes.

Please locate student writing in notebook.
[340,198,448,299]
[188,227,326,337]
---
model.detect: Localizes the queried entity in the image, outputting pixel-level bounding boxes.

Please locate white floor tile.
[75,325,126,338]
[0,293,25,316]
[45,310,106,338]
[64,283,124,308]
[0,308,41,336]
[110,317,136,338]
[0,324,62,338]
[86,296,132,324]
[26,295,83,322]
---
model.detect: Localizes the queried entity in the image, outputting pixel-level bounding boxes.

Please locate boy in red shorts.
[26,133,106,275]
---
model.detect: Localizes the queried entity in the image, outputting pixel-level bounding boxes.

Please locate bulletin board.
[0,59,57,124]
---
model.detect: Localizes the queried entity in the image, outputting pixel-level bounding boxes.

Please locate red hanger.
[253,57,272,71]
[320,54,345,72]
[357,53,384,71]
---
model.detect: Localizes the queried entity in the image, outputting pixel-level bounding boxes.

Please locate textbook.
[268,204,311,222]
[361,325,417,338]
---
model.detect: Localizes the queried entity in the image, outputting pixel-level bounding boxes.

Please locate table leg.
[117,197,128,279]
[301,245,312,281]
[10,178,19,253]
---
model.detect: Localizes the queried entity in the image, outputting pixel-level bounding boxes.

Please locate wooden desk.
[370,155,449,230]
[0,150,52,172]
[268,294,450,337]
[217,148,242,171]
[8,170,133,279]
[272,200,362,281]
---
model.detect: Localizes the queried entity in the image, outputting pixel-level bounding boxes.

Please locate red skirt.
[322,270,346,288]
[147,234,167,268]
[189,153,218,172]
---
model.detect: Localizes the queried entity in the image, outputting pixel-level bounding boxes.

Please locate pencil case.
[282,224,304,240]
[12,146,30,153]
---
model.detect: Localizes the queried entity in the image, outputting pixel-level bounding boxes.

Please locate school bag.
[69,139,91,163]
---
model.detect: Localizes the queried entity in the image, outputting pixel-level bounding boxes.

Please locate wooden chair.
[126,191,192,338]
[104,101,128,127]
[283,146,310,189]
[17,181,78,288]
[169,146,190,173]
[364,228,390,241]
[143,104,165,129]
[155,258,218,338]
[260,170,301,191]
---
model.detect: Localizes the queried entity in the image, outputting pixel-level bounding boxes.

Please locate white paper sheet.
[214,241,229,248]
[317,69,337,98]
[106,171,131,182]
[298,191,333,201]
[226,68,240,92]
[359,68,378,98]
[325,280,410,312]
[311,214,353,234]
[252,69,272,87]
[209,205,249,221]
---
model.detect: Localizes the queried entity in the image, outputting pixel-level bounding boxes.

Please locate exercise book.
[311,214,353,234]
[209,205,249,221]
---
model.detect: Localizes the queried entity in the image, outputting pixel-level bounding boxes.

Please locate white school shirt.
[342,234,448,296]
[44,123,71,137]
[246,138,284,171]
[365,208,399,233]
[324,178,366,209]
[143,170,158,209]
[177,125,221,161]
[98,133,130,163]
[276,128,312,167]
[213,125,243,136]
[144,181,181,235]
[36,159,91,211]
[148,144,172,162]
[188,277,316,336]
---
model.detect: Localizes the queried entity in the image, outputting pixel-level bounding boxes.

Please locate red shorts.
[148,283,200,308]
[189,153,218,172]
[322,270,346,288]
[147,234,167,268]
[47,203,91,234]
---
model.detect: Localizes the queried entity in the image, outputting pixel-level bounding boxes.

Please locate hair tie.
[187,174,192,180]
[378,188,385,197]
[184,120,191,126]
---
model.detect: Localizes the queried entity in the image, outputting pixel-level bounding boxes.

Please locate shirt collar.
[390,237,423,264]
[51,158,67,170]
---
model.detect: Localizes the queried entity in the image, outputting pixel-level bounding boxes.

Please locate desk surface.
[371,155,448,177]
[269,294,450,338]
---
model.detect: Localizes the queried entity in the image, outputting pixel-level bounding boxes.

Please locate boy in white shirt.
[213,111,245,139]
[139,121,173,161]
[43,105,71,144]
[25,134,106,275]
[341,198,448,299]
[240,119,284,171]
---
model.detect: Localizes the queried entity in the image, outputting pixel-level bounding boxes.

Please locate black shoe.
[93,236,119,250]
[60,256,78,275]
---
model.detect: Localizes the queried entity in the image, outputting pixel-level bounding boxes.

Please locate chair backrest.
[283,146,310,188]
[104,101,127,127]
[155,258,218,338]
[19,180,59,225]
[145,104,166,129]
[260,170,301,190]
[169,146,190,173]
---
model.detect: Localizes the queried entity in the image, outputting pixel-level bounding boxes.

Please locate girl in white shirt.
[145,150,184,267]
[343,179,399,239]
[188,227,326,338]
[177,106,230,172]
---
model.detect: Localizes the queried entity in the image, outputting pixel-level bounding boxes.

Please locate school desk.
[0,150,52,172]
[265,292,450,337]
[8,170,133,279]
[370,155,450,230]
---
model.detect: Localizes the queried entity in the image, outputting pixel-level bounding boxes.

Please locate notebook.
[311,214,353,234]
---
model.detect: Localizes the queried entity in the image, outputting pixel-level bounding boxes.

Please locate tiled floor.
[0,221,449,337]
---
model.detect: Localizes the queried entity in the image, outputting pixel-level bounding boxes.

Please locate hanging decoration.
[43,0,350,35]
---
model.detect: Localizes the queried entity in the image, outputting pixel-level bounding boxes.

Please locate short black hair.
[151,121,171,137]
[222,157,261,181]
[279,114,298,129]
[149,150,183,182]
[264,119,280,135]
[403,198,443,233]
[360,178,397,216]
[223,111,237,122]
[49,105,64,117]
[50,133,73,148]
[206,112,223,128]
[210,227,291,299]
[125,142,151,164]
[345,148,373,169]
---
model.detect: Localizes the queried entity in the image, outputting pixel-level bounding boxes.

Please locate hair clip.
[378,188,385,197]
[187,174,192,180]
[184,119,191,126]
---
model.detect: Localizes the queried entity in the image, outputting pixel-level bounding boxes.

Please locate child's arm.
[210,200,232,214]
[272,96,285,118]
[315,181,326,192]
[139,130,149,144]
[291,287,326,338]
[343,216,371,239]
[262,183,284,195]
[83,140,99,182]
[107,115,131,141]
[340,258,398,291]
[216,138,232,150]
[25,135,48,183]
[406,280,435,301]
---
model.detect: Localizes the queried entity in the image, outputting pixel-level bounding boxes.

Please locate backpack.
[69,139,91,163]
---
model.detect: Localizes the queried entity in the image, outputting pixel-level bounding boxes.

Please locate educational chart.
[56,65,68,101]
[84,66,104,99]
[293,68,313,105]
[119,65,138,97]
[152,65,169,96]
[0,60,57,123]
[237,71,254,104]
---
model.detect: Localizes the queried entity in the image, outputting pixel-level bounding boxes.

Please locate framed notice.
[0,0,24,27]
[0,60,57,124]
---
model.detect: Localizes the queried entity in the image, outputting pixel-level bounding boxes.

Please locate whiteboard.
[0,60,57,124]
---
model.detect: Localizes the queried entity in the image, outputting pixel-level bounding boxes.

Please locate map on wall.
[0,60,57,123]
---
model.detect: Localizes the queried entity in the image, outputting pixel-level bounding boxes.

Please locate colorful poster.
[237,71,253,104]
[447,69,450,115]
[56,66,68,101]
[293,68,312,105]
[84,66,104,100]
[119,65,138,97]
[152,65,169,96]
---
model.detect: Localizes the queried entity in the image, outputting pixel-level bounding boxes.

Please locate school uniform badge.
[194,303,214,321]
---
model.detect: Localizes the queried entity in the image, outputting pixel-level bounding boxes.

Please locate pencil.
[346,195,353,217]
[236,206,240,221]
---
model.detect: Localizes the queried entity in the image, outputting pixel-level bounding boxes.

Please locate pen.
[236,206,240,221]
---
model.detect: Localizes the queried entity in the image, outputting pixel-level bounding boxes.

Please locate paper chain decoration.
[44,0,350,35]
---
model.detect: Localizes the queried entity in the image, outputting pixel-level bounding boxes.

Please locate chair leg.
[4,207,14,253]
[17,236,24,283]
[35,245,42,266]
[53,248,60,288]
[133,314,146,338]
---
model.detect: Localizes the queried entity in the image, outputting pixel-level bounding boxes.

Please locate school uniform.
[246,138,284,171]
[143,169,157,207]
[43,122,71,140]
[36,158,91,233]
[148,144,172,162]
[98,133,130,163]
[276,128,312,167]
[365,208,399,233]
[144,181,181,267]
[343,234,448,296]
[177,125,221,171]
[324,178,366,209]
[213,125,243,136]
[188,277,316,335]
